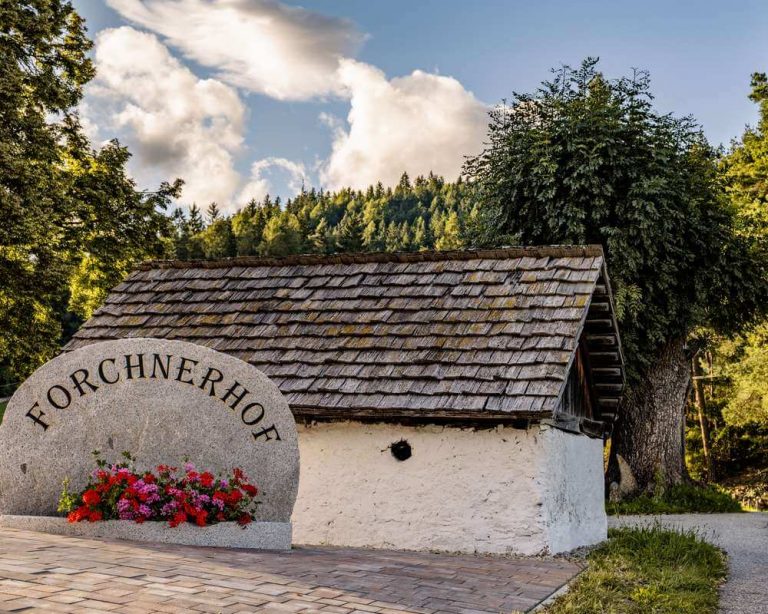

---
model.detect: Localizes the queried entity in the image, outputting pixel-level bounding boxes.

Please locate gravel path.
[609,513,768,613]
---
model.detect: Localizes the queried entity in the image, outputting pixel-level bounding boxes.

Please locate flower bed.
[59,452,259,528]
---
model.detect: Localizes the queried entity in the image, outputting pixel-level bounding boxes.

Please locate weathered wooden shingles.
[66,252,603,418]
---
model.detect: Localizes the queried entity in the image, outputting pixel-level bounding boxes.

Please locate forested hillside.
[170,173,472,260]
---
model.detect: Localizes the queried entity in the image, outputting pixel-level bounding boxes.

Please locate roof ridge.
[137,245,604,270]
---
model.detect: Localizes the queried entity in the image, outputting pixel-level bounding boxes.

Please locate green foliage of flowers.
[543,526,727,614]
[56,477,78,515]
[606,483,742,516]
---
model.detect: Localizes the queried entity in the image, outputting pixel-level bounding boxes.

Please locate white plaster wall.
[292,421,607,555]
[539,426,608,552]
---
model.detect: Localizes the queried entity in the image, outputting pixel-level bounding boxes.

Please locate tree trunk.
[691,352,715,481]
[607,336,691,496]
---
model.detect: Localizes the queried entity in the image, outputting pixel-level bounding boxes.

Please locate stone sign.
[0,338,299,522]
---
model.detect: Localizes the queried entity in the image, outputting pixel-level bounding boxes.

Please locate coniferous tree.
[188,204,205,234]
[412,217,428,250]
[435,211,463,250]
[260,213,303,256]
[206,202,221,224]
[168,173,473,261]
[335,203,365,252]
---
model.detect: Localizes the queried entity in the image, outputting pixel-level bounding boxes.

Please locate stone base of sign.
[0,515,291,550]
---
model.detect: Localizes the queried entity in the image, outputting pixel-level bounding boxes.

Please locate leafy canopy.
[0,1,180,383]
[721,73,768,240]
[703,74,768,427]
[464,58,766,378]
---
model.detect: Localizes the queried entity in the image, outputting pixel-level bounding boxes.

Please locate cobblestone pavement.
[610,513,768,614]
[0,529,582,613]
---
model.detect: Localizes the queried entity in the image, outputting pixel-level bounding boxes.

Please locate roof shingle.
[66,246,624,421]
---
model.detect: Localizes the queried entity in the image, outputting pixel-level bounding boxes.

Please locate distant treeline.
[170,173,475,259]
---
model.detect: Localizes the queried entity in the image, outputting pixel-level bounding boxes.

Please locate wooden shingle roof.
[66,246,625,424]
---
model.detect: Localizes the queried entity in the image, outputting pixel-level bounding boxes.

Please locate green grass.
[607,483,742,515]
[543,525,727,614]
[0,400,5,423]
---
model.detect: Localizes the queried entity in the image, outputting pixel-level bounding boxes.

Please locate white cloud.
[238,157,308,202]
[106,0,363,101]
[320,60,488,190]
[85,26,246,209]
[85,2,490,206]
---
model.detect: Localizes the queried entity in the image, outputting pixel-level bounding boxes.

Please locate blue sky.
[73,0,767,212]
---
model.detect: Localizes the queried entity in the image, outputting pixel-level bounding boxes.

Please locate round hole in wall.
[390,439,412,461]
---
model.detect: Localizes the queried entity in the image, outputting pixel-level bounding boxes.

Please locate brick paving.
[0,529,582,613]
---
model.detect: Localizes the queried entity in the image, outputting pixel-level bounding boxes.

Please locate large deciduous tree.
[0,1,180,385]
[463,59,767,494]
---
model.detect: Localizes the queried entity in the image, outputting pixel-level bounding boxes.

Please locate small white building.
[68,245,625,555]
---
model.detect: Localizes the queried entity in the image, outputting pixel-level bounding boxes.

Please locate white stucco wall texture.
[292,421,607,555]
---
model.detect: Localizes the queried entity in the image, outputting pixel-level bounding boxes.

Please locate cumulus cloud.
[106,0,363,100]
[320,60,488,190]
[238,157,308,202]
[86,26,246,209]
[86,1,489,207]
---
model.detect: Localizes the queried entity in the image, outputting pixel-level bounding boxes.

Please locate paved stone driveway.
[0,529,582,613]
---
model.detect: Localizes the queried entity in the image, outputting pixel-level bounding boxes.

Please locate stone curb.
[0,515,291,550]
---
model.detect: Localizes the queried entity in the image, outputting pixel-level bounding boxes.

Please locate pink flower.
[117,499,134,520]
[161,501,178,516]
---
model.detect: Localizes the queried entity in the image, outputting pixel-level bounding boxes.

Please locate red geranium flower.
[67,505,90,523]
[227,489,243,505]
[66,455,261,528]
[169,510,187,528]
[82,489,101,507]
[237,513,252,526]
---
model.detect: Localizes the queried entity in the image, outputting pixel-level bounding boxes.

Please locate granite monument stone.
[0,338,299,528]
